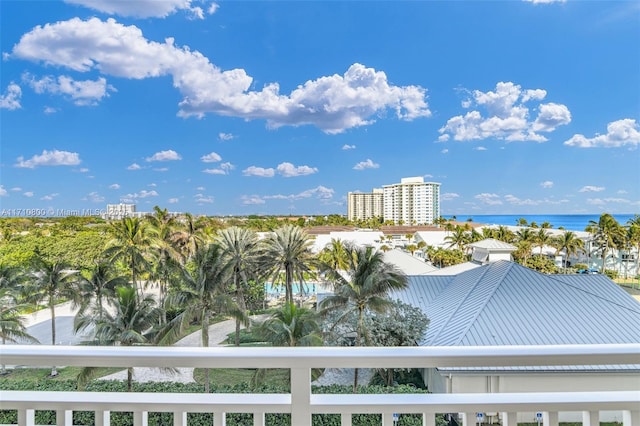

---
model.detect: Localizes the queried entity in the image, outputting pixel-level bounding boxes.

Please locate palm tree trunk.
[127,367,133,392]
[50,298,58,376]
[286,265,293,305]
[202,314,210,392]
[353,308,364,393]
[1,338,6,374]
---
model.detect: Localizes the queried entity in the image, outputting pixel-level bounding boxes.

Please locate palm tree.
[76,261,127,322]
[173,212,207,262]
[257,302,322,347]
[516,228,536,265]
[554,231,585,272]
[148,207,182,324]
[444,226,468,251]
[0,287,39,374]
[626,215,640,283]
[217,226,260,346]
[535,229,553,256]
[75,286,162,391]
[318,238,350,271]
[104,217,153,298]
[587,214,625,273]
[26,254,80,376]
[259,225,315,305]
[160,243,247,392]
[319,245,408,391]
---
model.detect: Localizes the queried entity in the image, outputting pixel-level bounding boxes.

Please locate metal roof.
[394,260,640,347]
[468,238,517,251]
[382,249,438,275]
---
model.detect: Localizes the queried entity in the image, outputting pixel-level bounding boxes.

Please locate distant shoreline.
[443,214,637,232]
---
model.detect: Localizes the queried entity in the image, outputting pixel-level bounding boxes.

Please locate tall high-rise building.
[347,189,384,222]
[382,177,440,225]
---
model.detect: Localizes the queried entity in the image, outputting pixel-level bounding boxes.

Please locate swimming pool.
[264,282,320,296]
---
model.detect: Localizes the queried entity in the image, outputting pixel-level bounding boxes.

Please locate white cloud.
[122,190,159,200]
[10,187,21,192]
[153,167,169,172]
[23,191,34,197]
[475,193,503,205]
[342,144,356,150]
[204,162,235,175]
[243,166,275,177]
[109,183,120,189]
[587,197,631,205]
[148,183,157,187]
[276,162,318,177]
[168,198,179,204]
[0,83,22,110]
[64,0,209,19]
[540,180,554,188]
[439,82,571,142]
[504,194,538,206]
[85,191,105,202]
[79,168,89,173]
[0,186,7,196]
[203,168,226,175]
[241,195,266,205]
[127,163,142,170]
[201,152,222,163]
[208,3,219,14]
[579,185,605,193]
[474,146,487,151]
[353,159,379,170]
[15,149,81,168]
[441,192,459,201]
[196,186,205,191]
[40,193,59,201]
[564,119,640,148]
[24,73,114,106]
[195,194,214,203]
[9,18,430,134]
[264,185,335,201]
[441,148,449,154]
[146,149,181,162]
[44,106,58,114]
[218,132,235,141]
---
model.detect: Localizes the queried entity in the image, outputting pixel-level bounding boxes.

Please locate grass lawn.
[0,366,122,383]
[193,367,290,391]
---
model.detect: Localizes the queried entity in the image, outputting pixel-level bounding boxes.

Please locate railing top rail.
[2,344,639,369]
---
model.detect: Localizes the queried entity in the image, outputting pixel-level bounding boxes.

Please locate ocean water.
[444,214,638,232]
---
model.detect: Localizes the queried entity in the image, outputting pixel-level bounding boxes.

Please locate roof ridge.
[451,261,513,345]
[429,263,495,344]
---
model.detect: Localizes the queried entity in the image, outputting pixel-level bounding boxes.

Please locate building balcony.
[1,344,639,426]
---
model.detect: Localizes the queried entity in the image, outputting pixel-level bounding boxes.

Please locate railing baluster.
[423,412,436,426]
[94,410,110,426]
[341,413,352,426]
[17,409,34,426]
[623,410,640,426]
[133,410,148,426]
[173,410,186,426]
[56,409,72,425]
[290,367,311,426]
[382,412,394,425]
[502,411,517,426]
[461,412,475,426]
[253,412,265,426]
[213,411,226,425]
[544,411,559,426]
[583,410,599,426]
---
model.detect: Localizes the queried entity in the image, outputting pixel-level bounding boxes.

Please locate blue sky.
[1,0,639,217]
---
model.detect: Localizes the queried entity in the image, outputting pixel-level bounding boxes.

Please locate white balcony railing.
[1,344,639,426]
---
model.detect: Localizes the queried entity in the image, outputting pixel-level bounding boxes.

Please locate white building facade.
[103,203,137,220]
[347,189,384,222]
[383,177,440,225]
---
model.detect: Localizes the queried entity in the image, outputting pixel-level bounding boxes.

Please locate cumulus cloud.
[276,162,318,177]
[0,186,7,196]
[85,191,105,202]
[218,132,235,141]
[146,150,181,162]
[504,194,538,206]
[587,197,631,206]
[353,159,379,170]
[540,181,554,188]
[474,193,503,205]
[64,0,210,19]
[122,190,158,202]
[441,149,449,154]
[241,195,266,205]
[109,183,120,189]
[438,82,571,142]
[23,73,115,106]
[579,185,605,192]
[9,18,430,134]
[44,106,58,114]
[441,193,459,201]
[0,83,22,110]
[194,193,214,203]
[564,119,640,148]
[204,162,235,175]
[342,144,356,150]
[474,146,487,151]
[127,163,142,170]
[201,152,222,163]
[243,185,334,205]
[243,166,275,177]
[168,198,179,204]
[15,149,81,168]
[23,191,35,197]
